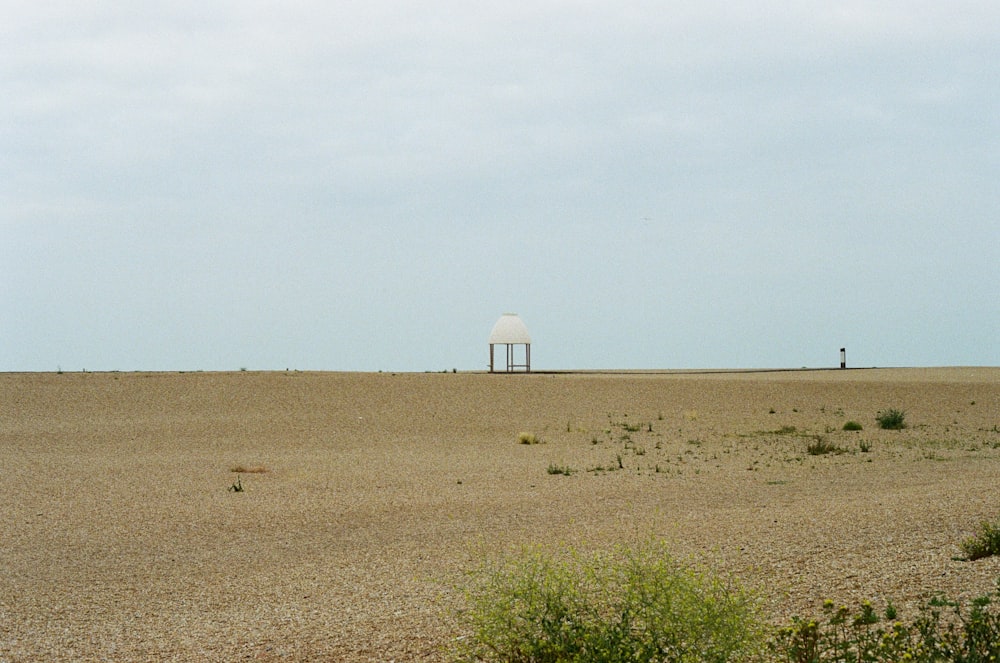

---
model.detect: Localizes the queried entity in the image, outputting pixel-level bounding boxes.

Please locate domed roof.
[489,313,531,344]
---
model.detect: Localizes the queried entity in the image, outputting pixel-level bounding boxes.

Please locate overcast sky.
[3,1,998,372]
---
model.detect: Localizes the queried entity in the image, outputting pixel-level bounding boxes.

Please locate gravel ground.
[1,368,998,661]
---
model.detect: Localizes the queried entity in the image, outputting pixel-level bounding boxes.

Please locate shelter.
[488,313,531,373]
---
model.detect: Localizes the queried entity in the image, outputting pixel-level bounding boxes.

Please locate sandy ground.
[1,367,999,661]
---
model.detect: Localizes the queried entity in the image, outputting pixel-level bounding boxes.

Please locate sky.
[3,1,998,372]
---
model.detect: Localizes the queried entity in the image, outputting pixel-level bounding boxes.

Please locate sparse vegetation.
[960,520,1000,561]
[843,421,863,431]
[876,408,906,430]
[771,587,1000,663]
[228,476,244,492]
[546,463,573,476]
[457,543,1000,663]
[859,439,873,453]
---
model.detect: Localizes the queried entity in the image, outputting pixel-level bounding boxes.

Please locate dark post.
[840,347,846,369]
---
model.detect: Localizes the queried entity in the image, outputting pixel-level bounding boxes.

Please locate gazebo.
[488,313,531,373]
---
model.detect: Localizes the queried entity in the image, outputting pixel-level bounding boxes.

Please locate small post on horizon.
[840,347,846,369]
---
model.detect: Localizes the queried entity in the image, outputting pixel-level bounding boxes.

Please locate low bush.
[875,409,906,430]
[455,541,765,662]
[842,421,863,431]
[960,520,1000,561]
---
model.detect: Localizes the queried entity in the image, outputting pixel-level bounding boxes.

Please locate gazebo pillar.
[490,342,530,372]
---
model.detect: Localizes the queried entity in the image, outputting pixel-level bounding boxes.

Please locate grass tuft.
[807,436,845,456]
[875,408,906,430]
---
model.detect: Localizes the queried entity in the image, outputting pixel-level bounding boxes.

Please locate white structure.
[488,313,531,373]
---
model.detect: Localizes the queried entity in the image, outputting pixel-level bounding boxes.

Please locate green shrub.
[843,421,863,431]
[960,520,1000,560]
[546,463,573,476]
[875,409,906,430]
[455,541,765,662]
[807,436,845,456]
